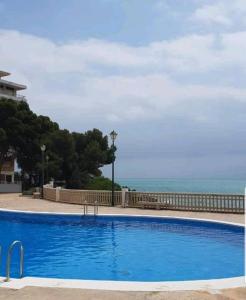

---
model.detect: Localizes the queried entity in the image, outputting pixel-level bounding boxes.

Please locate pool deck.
[0,193,244,224]
[0,193,245,300]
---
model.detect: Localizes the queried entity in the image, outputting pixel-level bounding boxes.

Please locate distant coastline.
[117,178,246,194]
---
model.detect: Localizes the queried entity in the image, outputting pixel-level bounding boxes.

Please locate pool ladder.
[83,201,98,216]
[0,241,24,282]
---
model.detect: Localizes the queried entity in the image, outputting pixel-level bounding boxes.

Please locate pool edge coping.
[0,208,245,292]
[0,207,244,226]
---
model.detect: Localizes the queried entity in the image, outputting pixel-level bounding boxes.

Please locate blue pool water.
[0,211,244,281]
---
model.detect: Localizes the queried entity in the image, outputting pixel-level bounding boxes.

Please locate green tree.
[72,129,113,187]
[45,129,77,186]
[0,99,18,171]
[0,128,9,174]
[0,98,58,187]
[86,176,121,191]
[0,98,114,190]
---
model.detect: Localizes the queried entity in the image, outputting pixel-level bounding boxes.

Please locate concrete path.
[0,286,246,300]
[0,193,244,224]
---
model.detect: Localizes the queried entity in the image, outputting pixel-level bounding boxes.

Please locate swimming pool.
[0,210,244,283]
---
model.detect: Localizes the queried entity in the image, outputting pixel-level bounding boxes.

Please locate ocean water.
[117,178,246,194]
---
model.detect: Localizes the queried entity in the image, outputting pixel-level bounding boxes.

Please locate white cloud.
[1,28,246,78]
[1,27,246,176]
[192,2,231,26]
[191,0,246,27]
[0,28,246,128]
[155,0,170,11]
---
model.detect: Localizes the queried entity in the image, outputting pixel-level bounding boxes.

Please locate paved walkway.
[0,193,244,224]
[0,193,245,300]
[0,286,246,300]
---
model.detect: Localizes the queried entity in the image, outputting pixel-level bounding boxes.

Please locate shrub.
[86,176,121,191]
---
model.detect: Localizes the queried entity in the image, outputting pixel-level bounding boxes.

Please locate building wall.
[0,85,16,96]
[0,183,22,193]
[1,157,15,172]
[0,157,15,183]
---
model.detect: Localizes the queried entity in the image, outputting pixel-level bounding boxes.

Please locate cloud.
[192,2,231,26]
[0,28,246,125]
[155,0,170,11]
[191,0,246,27]
[0,28,246,178]
[2,28,246,75]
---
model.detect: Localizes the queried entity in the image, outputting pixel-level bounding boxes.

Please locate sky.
[0,0,246,179]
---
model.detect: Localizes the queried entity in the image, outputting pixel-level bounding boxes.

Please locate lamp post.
[46,155,49,184]
[40,144,46,198]
[110,130,117,207]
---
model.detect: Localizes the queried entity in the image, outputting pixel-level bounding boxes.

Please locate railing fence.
[126,191,244,213]
[43,186,122,206]
[43,187,245,214]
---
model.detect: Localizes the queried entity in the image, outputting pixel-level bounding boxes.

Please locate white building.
[0,70,26,101]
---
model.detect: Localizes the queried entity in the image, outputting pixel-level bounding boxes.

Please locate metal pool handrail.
[83,201,88,215]
[0,245,2,273]
[5,240,24,282]
[83,201,98,215]
[94,201,98,215]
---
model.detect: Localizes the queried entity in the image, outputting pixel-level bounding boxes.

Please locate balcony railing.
[0,93,27,102]
[15,94,27,102]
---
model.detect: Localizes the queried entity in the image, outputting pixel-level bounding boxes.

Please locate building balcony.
[0,93,27,102]
[15,94,27,101]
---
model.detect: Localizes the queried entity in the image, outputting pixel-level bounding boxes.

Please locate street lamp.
[40,144,46,198]
[110,130,117,207]
[46,155,49,184]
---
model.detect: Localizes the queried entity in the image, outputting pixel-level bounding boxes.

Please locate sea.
[117,178,246,195]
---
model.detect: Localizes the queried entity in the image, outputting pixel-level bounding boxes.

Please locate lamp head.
[110,130,118,142]
[41,144,46,152]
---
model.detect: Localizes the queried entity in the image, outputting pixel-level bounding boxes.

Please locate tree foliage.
[86,176,121,191]
[0,98,115,189]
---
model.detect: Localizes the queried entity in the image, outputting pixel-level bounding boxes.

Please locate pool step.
[83,202,98,216]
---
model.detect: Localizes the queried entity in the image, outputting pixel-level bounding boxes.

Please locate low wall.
[0,183,22,193]
[43,187,122,206]
[43,186,56,201]
[127,192,244,214]
[43,187,245,214]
